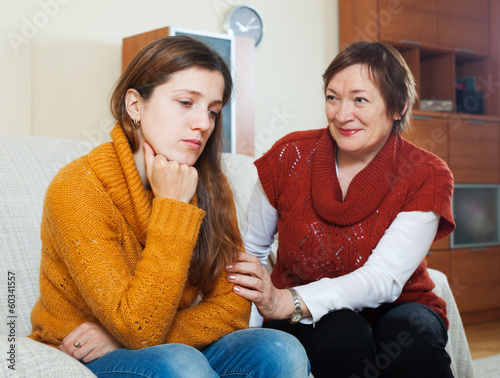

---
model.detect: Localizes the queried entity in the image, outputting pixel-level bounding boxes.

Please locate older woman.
[227,41,455,377]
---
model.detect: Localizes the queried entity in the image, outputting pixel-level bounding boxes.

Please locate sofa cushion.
[222,152,258,232]
[0,337,96,376]
[0,135,96,337]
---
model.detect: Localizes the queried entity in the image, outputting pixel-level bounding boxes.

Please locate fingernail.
[228,274,236,281]
[226,264,233,270]
[233,286,241,293]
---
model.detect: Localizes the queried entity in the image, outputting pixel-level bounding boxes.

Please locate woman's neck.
[336,149,379,200]
[133,144,150,190]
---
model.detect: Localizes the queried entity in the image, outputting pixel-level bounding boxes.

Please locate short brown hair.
[323,41,417,134]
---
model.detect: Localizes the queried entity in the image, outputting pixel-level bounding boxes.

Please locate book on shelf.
[419,99,453,112]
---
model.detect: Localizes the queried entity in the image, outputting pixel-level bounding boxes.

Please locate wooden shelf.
[339,0,499,118]
[413,110,500,123]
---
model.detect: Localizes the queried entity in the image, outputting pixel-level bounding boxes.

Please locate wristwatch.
[286,287,303,324]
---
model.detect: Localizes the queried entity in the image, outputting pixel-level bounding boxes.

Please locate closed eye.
[178,100,192,107]
[208,110,219,119]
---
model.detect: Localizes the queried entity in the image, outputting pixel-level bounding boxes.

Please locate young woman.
[228,41,455,378]
[29,36,309,378]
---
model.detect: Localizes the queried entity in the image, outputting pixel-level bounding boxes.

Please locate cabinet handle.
[401,40,422,46]
[413,115,432,121]
[456,48,476,54]
[469,247,487,252]
[467,119,486,125]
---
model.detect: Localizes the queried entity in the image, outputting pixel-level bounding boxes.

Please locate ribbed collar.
[88,123,153,245]
[311,128,399,226]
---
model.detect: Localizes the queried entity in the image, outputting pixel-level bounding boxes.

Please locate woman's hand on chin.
[143,141,198,203]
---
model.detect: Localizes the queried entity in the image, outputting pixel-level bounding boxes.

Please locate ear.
[395,100,409,120]
[124,88,142,122]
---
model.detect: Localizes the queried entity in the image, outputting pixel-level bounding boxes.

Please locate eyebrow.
[173,89,223,104]
[326,87,368,95]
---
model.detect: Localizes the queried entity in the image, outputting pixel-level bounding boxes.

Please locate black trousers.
[264,302,453,378]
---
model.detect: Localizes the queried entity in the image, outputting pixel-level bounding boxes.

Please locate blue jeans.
[85,328,310,377]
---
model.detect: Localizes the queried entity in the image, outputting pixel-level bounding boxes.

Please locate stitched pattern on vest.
[255,128,455,327]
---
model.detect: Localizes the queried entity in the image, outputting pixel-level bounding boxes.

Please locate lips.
[338,128,361,137]
[183,139,202,150]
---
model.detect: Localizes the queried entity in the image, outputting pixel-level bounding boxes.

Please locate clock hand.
[245,16,256,27]
[245,25,261,30]
[236,21,247,32]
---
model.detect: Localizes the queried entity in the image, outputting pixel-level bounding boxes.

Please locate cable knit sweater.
[29,124,250,350]
[255,128,455,327]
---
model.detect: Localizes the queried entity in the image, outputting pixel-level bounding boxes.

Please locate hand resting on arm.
[228,179,440,324]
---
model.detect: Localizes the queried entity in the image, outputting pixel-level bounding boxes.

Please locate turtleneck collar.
[88,123,153,246]
[311,128,400,226]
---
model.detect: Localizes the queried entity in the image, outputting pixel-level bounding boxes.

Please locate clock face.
[226,6,263,46]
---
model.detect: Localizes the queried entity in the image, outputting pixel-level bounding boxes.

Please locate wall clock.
[224,5,264,46]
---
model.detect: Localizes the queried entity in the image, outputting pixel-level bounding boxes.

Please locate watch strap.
[286,287,303,324]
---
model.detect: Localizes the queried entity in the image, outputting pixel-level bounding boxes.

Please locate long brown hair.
[110,36,241,292]
[323,41,417,135]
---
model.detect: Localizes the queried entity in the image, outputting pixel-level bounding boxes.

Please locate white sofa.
[0,134,475,377]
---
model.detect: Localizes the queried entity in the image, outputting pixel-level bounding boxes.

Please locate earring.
[133,119,139,129]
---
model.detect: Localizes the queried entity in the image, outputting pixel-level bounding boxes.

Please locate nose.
[335,100,355,124]
[192,108,213,131]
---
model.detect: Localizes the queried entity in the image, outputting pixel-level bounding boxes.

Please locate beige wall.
[1,0,338,156]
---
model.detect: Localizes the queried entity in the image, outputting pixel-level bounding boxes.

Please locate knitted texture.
[255,128,455,327]
[29,124,250,350]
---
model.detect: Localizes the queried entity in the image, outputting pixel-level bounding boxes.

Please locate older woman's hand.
[227,252,305,320]
[60,322,122,363]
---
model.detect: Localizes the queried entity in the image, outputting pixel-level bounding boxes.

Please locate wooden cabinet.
[437,0,490,54]
[403,115,449,162]
[344,0,491,53]
[379,0,439,48]
[339,0,500,324]
[339,0,498,117]
[449,120,500,183]
[451,247,500,313]
[426,250,451,278]
[338,0,379,47]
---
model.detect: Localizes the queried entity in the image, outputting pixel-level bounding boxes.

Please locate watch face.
[227,6,263,46]
[291,314,302,323]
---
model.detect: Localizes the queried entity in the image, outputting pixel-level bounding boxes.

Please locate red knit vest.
[255,128,455,327]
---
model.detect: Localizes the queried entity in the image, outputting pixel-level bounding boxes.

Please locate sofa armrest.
[428,268,476,378]
[1,337,96,377]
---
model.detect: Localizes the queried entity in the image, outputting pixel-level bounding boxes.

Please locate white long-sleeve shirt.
[244,179,440,325]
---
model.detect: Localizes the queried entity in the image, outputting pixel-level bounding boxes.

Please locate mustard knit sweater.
[29,124,250,350]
